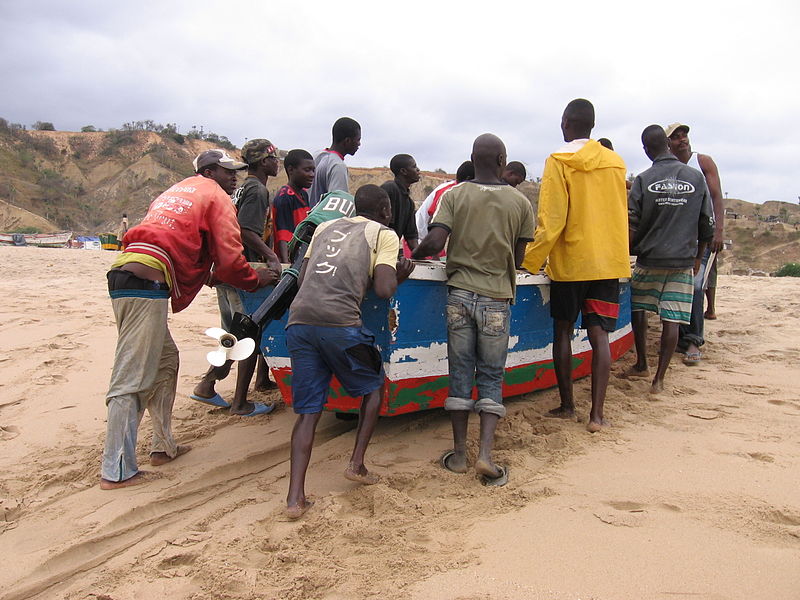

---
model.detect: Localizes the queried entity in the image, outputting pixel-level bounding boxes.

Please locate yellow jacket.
[522,139,630,281]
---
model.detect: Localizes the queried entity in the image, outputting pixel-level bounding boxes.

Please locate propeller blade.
[205,327,227,340]
[207,349,228,367]
[227,337,256,361]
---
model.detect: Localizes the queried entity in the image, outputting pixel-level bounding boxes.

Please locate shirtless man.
[665,123,725,365]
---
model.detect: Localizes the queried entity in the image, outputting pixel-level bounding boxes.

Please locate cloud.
[1,0,799,202]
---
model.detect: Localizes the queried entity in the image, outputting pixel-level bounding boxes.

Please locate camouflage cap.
[193,148,247,172]
[241,139,278,165]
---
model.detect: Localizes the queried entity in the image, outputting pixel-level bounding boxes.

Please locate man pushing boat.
[413,133,534,486]
[284,184,414,518]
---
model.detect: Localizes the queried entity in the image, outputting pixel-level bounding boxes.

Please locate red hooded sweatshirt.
[122,175,259,313]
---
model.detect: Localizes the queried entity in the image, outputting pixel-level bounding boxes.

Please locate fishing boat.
[239,261,633,416]
[0,231,72,247]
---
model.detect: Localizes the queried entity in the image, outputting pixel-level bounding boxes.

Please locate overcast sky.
[1,0,798,203]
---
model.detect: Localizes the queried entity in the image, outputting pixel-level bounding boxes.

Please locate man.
[521,99,630,433]
[285,185,414,518]
[413,134,534,486]
[665,123,725,365]
[191,139,282,416]
[415,160,474,240]
[626,125,715,393]
[308,117,361,207]
[272,149,316,263]
[381,153,421,253]
[101,149,276,489]
[502,161,526,187]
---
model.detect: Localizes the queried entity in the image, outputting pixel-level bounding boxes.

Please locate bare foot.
[650,379,665,395]
[621,365,650,379]
[344,463,380,485]
[150,444,192,466]
[546,405,575,419]
[586,419,608,433]
[255,379,278,391]
[99,471,151,490]
[286,498,315,520]
[475,457,502,479]
[704,311,717,320]
[440,450,468,474]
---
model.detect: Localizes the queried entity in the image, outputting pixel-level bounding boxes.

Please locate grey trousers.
[101,296,179,482]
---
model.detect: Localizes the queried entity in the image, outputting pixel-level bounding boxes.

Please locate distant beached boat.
[0,231,73,247]
[240,261,633,416]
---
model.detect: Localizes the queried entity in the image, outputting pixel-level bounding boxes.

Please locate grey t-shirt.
[233,176,269,262]
[629,154,715,269]
[309,149,349,207]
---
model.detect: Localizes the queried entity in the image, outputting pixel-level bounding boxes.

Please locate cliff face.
[0,127,221,232]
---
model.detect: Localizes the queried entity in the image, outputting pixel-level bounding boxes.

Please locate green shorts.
[631,265,694,324]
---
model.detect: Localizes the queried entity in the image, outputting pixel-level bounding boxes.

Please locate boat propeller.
[205,327,255,366]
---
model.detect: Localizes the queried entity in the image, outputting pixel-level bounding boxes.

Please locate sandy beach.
[0,245,798,600]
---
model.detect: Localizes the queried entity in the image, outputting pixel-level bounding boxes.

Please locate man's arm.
[241,228,281,271]
[627,176,644,253]
[412,225,448,259]
[698,154,724,252]
[373,258,415,299]
[521,158,568,273]
[403,200,419,251]
[514,239,528,269]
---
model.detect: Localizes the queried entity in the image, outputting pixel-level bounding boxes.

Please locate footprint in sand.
[0,425,20,440]
[762,508,800,527]
[745,452,775,463]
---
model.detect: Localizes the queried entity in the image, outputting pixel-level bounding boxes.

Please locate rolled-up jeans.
[444,287,510,418]
[679,247,711,349]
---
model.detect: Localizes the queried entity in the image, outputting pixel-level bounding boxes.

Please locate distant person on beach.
[272,149,316,263]
[100,149,276,490]
[522,99,630,433]
[502,161,526,187]
[284,184,414,518]
[665,123,725,365]
[626,125,715,393]
[191,140,283,416]
[117,213,128,250]
[381,153,421,254]
[414,160,474,259]
[413,134,534,486]
[308,117,361,207]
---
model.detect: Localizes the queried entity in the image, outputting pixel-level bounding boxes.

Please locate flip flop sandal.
[683,352,702,366]
[189,393,230,408]
[439,450,466,474]
[239,402,275,417]
[479,465,509,487]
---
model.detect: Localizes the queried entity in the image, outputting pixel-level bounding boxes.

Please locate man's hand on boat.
[255,266,280,288]
[396,257,415,283]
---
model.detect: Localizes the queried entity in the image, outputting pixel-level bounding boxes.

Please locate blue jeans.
[679,248,711,349]
[444,288,510,418]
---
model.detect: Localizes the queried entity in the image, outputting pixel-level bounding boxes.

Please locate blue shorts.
[286,324,385,414]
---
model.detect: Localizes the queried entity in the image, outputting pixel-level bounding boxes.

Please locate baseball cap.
[241,139,278,165]
[193,149,247,172]
[664,123,690,137]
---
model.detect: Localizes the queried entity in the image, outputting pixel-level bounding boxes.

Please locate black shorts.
[550,279,620,332]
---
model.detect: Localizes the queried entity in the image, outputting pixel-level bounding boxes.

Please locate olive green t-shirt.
[430,181,534,300]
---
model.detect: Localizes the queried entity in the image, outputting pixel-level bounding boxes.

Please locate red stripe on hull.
[272,331,633,416]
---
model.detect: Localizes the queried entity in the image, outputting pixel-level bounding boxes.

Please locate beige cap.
[664,123,690,137]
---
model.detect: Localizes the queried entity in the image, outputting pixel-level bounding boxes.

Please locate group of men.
[99,102,723,523]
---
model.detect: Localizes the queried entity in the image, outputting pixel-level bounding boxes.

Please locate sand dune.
[0,246,798,600]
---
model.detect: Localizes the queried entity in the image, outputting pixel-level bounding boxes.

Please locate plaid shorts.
[631,265,694,324]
